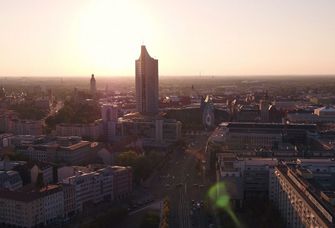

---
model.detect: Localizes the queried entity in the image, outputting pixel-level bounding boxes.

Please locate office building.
[216,154,278,207]
[106,112,182,146]
[90,74,96,95]
[16,136,100,165]
[55,120,103,140]
[260,94,270,122]
[135,45,159,114]
[274,159,335,228]
[101,46,182,146]
[212,122,317,150]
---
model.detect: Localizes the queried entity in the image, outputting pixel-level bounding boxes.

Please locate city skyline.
[1,0,335,77]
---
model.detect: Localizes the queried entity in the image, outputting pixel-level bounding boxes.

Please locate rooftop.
[0,184,62,202]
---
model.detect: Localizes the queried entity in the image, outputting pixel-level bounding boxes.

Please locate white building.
[274,159,335,228]
[0,185,65,228]
[62,167,114,212]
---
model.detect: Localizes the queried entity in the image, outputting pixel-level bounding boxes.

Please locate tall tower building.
[90,74,96,94]
[135,45,159,115]
[260,91,270,122]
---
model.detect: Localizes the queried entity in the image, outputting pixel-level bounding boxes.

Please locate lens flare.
[207,182,241,227]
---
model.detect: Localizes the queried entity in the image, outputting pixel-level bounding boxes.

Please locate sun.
[75,0,155,76]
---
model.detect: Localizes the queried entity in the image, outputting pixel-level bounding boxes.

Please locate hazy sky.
[1,0,335,76]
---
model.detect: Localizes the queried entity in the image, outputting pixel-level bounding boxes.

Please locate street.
[141,134,213,228]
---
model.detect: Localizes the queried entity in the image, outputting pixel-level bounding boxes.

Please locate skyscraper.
[260,91,270,122]
[90,74,96,94]
[135,45,159,115]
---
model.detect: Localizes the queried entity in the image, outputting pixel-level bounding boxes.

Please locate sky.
[0,0,335,77]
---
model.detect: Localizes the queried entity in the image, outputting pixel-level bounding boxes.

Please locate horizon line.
[1,74,335,78]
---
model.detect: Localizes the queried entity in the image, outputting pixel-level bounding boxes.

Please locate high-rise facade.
[90,74,96,94]
[135,45,159,114]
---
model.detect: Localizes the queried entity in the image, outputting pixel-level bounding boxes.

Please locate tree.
[115,150,139,167]
[115,150,165,183]
[45,99,101,130]
[140,212,160,228]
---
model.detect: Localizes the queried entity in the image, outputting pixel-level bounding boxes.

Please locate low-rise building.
[0,110,43,135]
[55,120,103,140]
[101,104,182,147]
[0,170,23,190]
[107,112,182,147]
[16,136,100,165]
[210,122,318,151]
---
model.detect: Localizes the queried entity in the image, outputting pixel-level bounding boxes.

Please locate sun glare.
[75,0,155,75]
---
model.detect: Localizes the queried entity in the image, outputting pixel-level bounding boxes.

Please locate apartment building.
[0,185,65,227]
[274,159,335,228]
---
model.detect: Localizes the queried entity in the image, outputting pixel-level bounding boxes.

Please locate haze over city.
[2,1,335,228]
[1,0,335,76]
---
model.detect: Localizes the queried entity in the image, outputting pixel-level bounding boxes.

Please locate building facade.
[216,154,278,207]
[135,45,159,115]
[90,74,96,95]
[0,170,23,190]
[62,168,113,212]
[61,165,132,211]
[274,159,335,228]
[55,120,103,140]
[213,122,317,150]
[0,185,65,228]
